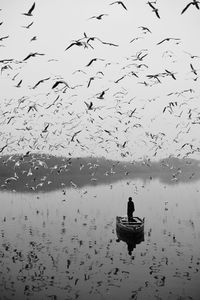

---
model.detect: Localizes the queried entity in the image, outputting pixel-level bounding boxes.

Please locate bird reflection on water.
[116,227,145,256]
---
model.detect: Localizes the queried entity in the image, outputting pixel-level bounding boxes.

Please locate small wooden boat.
[116,216,145,235]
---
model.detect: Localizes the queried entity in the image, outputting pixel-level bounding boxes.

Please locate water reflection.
[0,153,200,192]
[116,228,145,256]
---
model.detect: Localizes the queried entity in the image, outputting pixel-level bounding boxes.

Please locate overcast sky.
[1,0,200,160]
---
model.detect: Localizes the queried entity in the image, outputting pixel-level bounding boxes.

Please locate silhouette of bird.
[22,21,33,29]
[88,14,108,20]
[32,77,50,89]
[86,58,104,67]
[84,101,93,110]
[181,0,200,14]
[23,52,45,61]
[147,2,160,18]
[0,35,9,41]
[52,80,70,89]
[22,2,35,16]
[157,38,181,45]
[138,26,152,33]
[190,63,198,75]
[110,1,127,10]
[165,69,177,80]
[15,79,22,87]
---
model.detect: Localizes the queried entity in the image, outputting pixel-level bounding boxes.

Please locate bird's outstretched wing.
[181,2,192,14]
[28,2,35,15]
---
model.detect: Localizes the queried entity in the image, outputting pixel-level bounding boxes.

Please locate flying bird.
[88,14,108,20]
[15,79,22,87]
[0,35,9,41]
[181,0,200,14]
[138,26,152,33]
[190,63,198,75]
[52,80,70,89]
[22,2,35,16]
[32,77,50,89]
[22,21,33,29]
[110,1,127,10]
[86,58,104,67]
[147,2,160,18]
[23,52,45,61]
[84,101,93,110]
[156,38,181,45]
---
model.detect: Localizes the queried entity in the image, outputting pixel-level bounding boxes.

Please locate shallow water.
[0,167,200,300]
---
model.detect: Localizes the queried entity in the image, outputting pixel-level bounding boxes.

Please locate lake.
[0,154,200,300]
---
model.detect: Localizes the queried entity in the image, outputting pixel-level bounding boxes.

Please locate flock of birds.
[0,0,200,163]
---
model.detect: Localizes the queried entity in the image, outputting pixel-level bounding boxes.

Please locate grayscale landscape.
[0,1,200,299]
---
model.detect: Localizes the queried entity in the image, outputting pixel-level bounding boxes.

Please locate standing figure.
[127,197,135,221]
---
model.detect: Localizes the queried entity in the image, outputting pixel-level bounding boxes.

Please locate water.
[0,155,200,300]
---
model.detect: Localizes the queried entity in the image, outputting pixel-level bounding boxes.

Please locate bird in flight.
[88,14,108,20]
[32,77,50,89]
[147,2,160,18]
[181,1,200,14]
[86,58,104,67]
[23,52,45,61]
[138,26,152,34]
[22,21,34,29]
[22,2,35,16]
[52,80,70,89]
[0,35,9,42]
[110,1,127,10]
[157,38,181,45]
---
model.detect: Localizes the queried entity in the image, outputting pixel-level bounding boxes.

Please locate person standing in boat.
[127,197,135,222]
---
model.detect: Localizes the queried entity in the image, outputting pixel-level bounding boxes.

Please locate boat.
[116,216,145,235]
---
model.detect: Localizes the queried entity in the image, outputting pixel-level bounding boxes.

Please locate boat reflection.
[116,227,144,256]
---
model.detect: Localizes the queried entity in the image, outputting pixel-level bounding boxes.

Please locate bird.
[23,52,45,61]
[157,38,181,45]
[52,80,70,89]
[65,40,93,50]
[30,36,37,42]
[84,101,93,110]
[88,14,108,20]
[181,0,200,14]
[86,58,104,67]
[15,79,22,87]
[22,21,33,29]
[32,77,50,89]
[110,1,127,10]
[147,2,160,18]
[71,130,82,142]
[138,26,152,34]
[165,69,177,80]
[130,37,144,43]
[22,2,35,16]
[0,35,9,42]
[190,63,198,75]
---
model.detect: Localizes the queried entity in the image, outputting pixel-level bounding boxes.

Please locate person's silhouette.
[127,197,135,222]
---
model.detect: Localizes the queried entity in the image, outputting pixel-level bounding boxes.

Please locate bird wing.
[23,53,33,61]
[120,2,127,10]
[65,42,76,51]
[148,1,156,9]
[28,2,35,14]
[181,2,192,14]
[86,59,95,67]
[155,9,160,18]
[157,39,165,45]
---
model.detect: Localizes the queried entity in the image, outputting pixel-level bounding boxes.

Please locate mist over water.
[0,154,200,300]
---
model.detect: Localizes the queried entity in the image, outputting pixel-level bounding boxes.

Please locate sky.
[0,0,200,161]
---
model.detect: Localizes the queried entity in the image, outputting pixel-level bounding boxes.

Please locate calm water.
[0,156,200,300]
